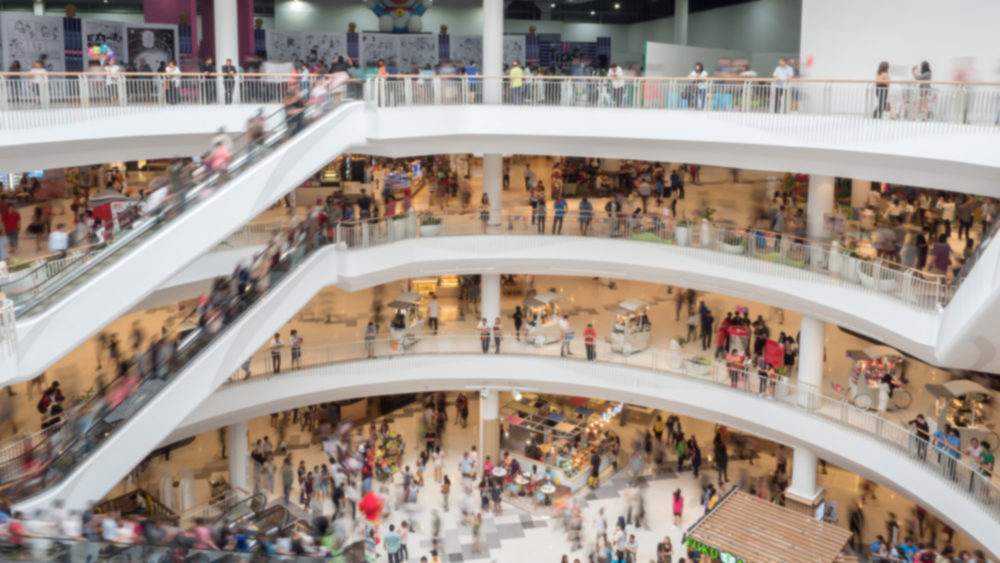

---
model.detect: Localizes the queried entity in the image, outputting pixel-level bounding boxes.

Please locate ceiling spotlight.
[513,388,523,401]
[550,2,556,6]
[590,9,596,15]
[614,2,620,8]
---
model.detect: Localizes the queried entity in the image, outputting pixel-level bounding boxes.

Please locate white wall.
[276,0,483,35]
[800,0,1000,81]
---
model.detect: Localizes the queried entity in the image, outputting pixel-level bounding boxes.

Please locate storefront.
[524,292,565,346]
[499,394,620,492]
[845,346,909,410]
[685,490,853,563]
[606,299,652,355]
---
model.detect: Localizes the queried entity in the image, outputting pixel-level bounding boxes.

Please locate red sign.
[765,339,784,368]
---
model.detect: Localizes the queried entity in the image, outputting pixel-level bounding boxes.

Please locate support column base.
[783,487,825,518]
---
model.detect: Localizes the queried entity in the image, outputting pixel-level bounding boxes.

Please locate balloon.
[100,44,109,54]
[358,491,383,524]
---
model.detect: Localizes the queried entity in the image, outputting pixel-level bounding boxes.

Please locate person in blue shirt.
[384,524,402,562]
[552,196,567,234]
[578,197,593,236]
[534,198,547,234]
[466,60,479,102]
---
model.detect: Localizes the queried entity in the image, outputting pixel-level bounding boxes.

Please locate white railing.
[217,219,287,249]
[0,297,16,357]
[333,212,954,311]
[177,486,252,529]
[0,72,365,129]
[368,75,1000,136]
[228,332,1000,521]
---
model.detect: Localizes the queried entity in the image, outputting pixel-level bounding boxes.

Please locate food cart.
[845,347,911,409]
[387,292,425,351]
[605,299,652,355]
[924,380,997,446]
[524,292,564,347]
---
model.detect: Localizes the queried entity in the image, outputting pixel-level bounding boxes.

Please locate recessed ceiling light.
[614,2,620,8]
[590,9,595,14]
[550,2,555,6]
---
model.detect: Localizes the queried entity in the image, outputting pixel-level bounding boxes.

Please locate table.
[540,483,556,503]
[514,474,528,495]
[492,467,508,478]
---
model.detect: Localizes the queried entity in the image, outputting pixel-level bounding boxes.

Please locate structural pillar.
[227,421,250,491]
[482,0,503,103]
[483,154,503,226]
[796,315,824,409]
[806,174,835,239]
[479,390,500,473]
[236,0,256,65]
[850,178,871,210]
[481,273,500,325]
[673,0,688,45]
[32,0,44,15]
[784,446,824,517]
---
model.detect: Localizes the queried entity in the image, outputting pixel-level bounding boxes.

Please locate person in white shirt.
[28,60,47,105]
[164,60,181,104]
[688,62,708,110]
[609,64,625,106]
[289,329,304,369]
[270,333,284,373]
[48,224,69,255]
[772,57,795,113]
[558,314,572,357]
[427,293,441,334]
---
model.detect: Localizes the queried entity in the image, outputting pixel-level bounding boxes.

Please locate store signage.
[685,538,746,563]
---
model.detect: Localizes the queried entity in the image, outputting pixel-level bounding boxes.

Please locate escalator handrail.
[3,77,361,319]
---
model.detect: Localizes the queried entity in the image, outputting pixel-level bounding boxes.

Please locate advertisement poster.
[764,338,784,368]
[81,19,125,64]
[124,23,178,72]
[1,14,66,71]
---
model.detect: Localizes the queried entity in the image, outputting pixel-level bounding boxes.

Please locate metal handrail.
[227,332,1000,521]
[332,212,955,311]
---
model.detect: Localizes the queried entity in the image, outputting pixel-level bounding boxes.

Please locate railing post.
[78,75,89,110]
[0,77,7,111]
[0,297,17,358]
[39,75,50,109]
[117,75,127,106]
[404,77,413,106]
[156,76,166,106]
[432,76,442,105]
[823,82,832,115]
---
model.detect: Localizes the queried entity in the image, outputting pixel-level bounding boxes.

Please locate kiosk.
[606,299,652,355]
[845,347,911,410]
[924,379,997,446]
[524,292,564,347]
[388,293,425,351]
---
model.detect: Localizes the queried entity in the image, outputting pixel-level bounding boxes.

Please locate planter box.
[721,242,744,254]
[419,224,442,237]
[859,271,895,292]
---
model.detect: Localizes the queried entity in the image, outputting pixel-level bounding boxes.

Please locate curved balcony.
[160,335,994,558]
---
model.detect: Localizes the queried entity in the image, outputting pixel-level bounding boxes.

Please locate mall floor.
[110,390,985,562]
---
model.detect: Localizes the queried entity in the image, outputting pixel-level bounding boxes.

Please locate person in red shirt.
[1,204,20,253]
[583,323,597,361]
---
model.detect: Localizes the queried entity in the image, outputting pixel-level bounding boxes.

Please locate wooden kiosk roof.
[686,491,852,563]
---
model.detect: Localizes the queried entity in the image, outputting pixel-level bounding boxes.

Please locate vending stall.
[606,299,652,355]
[387,293,425,351]
[524,292,565,346]
[924,379,997,446]
[845,347,911,410]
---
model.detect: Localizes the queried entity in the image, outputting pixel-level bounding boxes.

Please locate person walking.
[281,456,294,505]
[513,306,524,341]
[700,309,714,351]
[478,318,491,353]
[493,317,502,354]
[365,321,378,358]
[558,314,572,357]
[441,475,451,511]
[672,489,684,528]
[535,198,547,234]
[584,323,597,360]
[289,329,303,369]
[552,195,567,234]
[384,524,402,563]
[427,293,441,334]
[873,61,891,119]
[269,333,284,373]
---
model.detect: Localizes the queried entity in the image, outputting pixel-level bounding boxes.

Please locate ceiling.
[0,0,758,25]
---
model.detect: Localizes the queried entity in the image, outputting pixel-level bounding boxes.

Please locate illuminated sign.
[685,538,746,563]
[601,402,624,422]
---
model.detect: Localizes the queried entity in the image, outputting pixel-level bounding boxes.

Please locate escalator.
[6,206,343,512]
[1,81,367,384]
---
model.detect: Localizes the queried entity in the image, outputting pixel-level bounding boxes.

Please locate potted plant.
[774,366,790,398]
[418,213,442,237]
[720,233,745,254]
[389,211,407,240]
[843,250,863,283]
[675,213,694,246]
[699,207,716,247]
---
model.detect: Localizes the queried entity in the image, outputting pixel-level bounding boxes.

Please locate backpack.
[37,394,51,414]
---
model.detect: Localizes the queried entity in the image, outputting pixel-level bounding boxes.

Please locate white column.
[214,0,240,104]
[673,0,689,45]
[32,0,44,15]
[796,315,824,409]
[482,0,504,103]
[483,154,502,226]
[481,274,500,324]
[786,446,821,502]
[479,389,500,472]
[850,178,870,209]
[227,421,250,491]
[806,174,835,239]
